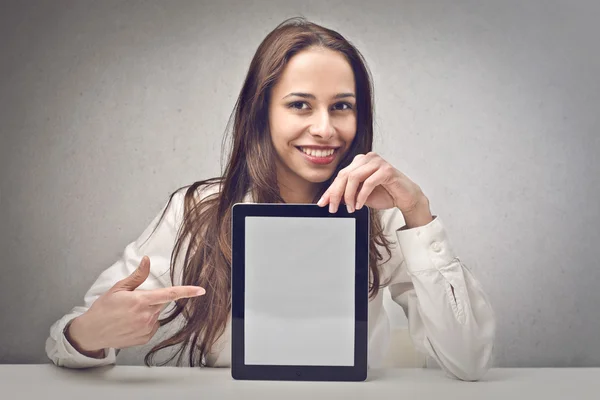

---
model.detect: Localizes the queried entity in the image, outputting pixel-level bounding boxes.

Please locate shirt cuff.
[59,320,116,367]
[395,215,458,273]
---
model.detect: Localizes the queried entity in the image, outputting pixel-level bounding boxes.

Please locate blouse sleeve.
[45,190,186,368]
[382,209,496,381]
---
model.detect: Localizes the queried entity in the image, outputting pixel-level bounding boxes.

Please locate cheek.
[271,119,302,148]
[271,128,296,151]
[339,117,357,143]
[269,129,297,161]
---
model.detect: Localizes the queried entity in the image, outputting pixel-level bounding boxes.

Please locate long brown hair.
[144,17,394,367]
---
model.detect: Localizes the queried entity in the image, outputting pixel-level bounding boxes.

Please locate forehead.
[273,47,355,95]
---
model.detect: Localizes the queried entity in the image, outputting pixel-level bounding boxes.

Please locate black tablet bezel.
[231,203,369,382]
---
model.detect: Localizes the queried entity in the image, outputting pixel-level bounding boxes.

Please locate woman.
[46,17,496,381]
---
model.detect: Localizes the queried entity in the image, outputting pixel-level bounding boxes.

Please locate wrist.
[65,315,105,358]
[401,196,433,229]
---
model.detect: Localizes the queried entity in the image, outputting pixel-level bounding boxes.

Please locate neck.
[279,182,319,204]
[276,163,320,204]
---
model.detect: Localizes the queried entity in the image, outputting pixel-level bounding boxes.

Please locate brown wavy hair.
[144,17,394,367]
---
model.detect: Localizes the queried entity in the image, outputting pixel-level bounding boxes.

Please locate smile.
[295,146,339,165]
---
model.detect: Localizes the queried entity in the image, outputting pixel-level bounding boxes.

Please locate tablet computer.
[231,203,369,381]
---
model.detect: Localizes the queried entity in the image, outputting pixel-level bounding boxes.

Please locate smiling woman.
[45,17,496,382]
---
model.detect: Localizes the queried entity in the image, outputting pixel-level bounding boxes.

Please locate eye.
[287,101,354,111]
[333,102,353,111]
[288,101,309,110]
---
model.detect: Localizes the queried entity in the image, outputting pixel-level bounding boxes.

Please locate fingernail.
[356,202,362,210]
[196,288,206,295]
[329,204,334,213]
[317,197,324,206]
[346,204,354,213]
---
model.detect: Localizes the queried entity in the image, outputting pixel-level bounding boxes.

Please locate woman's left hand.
[318,152,432,221]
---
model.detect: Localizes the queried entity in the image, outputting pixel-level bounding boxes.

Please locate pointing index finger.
[142,286,206,305]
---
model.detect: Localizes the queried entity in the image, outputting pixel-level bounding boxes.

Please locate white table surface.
[1,365,598,399]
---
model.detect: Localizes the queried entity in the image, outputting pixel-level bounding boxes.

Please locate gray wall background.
[1,0,599,367]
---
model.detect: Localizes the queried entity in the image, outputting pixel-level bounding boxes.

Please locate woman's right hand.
[65,256,205,357]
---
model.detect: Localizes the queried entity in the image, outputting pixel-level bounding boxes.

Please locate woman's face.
[268,46,357,193]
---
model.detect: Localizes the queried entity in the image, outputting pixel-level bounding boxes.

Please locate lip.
[295,145,341,150]
[295,146,339,165]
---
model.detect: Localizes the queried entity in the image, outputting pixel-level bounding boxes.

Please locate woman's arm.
[383,209,496,381]
[45,190,186,368]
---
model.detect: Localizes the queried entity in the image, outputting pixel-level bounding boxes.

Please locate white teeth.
[300,147,335,157]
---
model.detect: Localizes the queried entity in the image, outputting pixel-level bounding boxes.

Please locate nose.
[309,110,335,139]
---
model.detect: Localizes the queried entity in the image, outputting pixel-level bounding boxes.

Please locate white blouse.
[45,184,496,381]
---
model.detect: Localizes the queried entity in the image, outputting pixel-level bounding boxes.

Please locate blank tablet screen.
[244,216,356,366]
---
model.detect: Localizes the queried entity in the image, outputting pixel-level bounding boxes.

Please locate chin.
[298,168,336,183]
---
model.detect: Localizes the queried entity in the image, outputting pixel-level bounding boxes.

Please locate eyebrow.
[282,92,356,100]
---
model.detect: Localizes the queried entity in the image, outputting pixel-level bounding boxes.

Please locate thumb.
[113,256,151,292]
